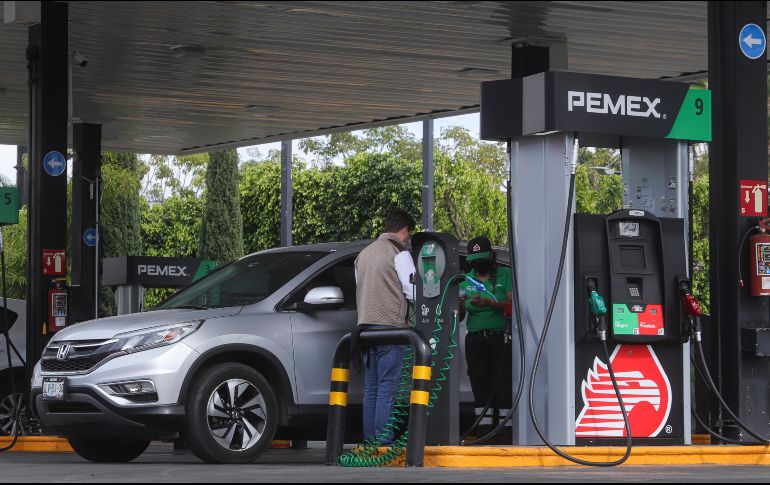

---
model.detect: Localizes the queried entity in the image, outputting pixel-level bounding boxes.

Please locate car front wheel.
[184,363,278,464]
[68,437,150,463]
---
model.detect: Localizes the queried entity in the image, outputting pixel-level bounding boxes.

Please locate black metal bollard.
[324,334,351,466]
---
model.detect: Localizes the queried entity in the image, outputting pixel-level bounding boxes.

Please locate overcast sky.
[0,113,480,185]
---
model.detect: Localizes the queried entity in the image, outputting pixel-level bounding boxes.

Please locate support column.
[708,1,770,440]
[281,140,292,247]
[25,1,68,384]
[70,123,102,323]
[15,146,27,206]
[422,119,434,231]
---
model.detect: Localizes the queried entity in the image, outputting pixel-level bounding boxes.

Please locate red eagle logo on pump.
[575,345,672,438]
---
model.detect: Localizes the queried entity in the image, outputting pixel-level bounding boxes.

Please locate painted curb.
[387,445,770,468]
[0,437,73,453]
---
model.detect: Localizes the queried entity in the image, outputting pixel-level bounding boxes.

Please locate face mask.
[472,260,492,275]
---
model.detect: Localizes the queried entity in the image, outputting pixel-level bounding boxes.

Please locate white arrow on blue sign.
[739,23,766,60]
[43,151,67,177]
[83,227,98,247]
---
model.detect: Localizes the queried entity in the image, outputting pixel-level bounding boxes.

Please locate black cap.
[467,236,492,261]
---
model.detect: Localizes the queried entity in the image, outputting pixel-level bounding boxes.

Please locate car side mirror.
[297,286,345,311]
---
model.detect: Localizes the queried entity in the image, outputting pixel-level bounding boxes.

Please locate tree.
[3,207,27,299]
[141,195,205,308]
[298,126,421,165]
[100,152,143,316]
[139,153,208,202]
[433,127,507,244]
[575,148,624,215]
[240,160,282,252]
[199,149,243,263]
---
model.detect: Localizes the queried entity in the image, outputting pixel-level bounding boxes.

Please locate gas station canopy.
[0,1,750,155]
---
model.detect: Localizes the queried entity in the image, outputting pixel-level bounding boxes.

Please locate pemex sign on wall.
[481,72,711,142]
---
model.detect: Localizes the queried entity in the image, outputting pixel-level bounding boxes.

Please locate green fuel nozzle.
[587,280,608,341]
[588,291,607,317]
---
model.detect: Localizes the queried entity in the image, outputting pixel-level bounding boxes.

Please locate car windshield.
[157,251,328,310]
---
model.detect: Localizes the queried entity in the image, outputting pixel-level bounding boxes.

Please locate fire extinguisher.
[740,218,770,296]
[47,279,68,333]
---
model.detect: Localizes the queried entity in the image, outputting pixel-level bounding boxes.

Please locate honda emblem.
[57,344,72,360]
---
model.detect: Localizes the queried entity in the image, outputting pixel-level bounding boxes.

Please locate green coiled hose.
[338,276,460,467]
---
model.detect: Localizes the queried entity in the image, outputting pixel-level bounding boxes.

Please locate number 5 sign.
[740,180,768,217]
[0,187,18,226]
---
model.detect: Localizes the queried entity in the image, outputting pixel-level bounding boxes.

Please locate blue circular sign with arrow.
[739,23,766,60]
[83,227,98,247]
[43,151,67,177]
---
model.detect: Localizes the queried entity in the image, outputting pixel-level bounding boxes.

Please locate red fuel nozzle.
[682,293,703,318]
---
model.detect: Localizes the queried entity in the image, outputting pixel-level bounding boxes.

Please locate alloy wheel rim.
[0,394,25,436]
[206,379,267,451]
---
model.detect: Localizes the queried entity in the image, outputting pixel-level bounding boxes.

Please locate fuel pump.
[412,232,460,445]
[46,279,68,334]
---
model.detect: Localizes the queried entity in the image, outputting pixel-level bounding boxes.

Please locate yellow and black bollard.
[406,362,431,467]
[324,334,351,465]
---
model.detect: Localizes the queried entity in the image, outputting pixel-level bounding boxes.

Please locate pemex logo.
[575,345,672,438]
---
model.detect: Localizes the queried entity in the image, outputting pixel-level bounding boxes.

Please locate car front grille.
[41,357,103,374]
[41,339,119,375]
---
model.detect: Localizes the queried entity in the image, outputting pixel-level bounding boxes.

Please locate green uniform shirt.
[460,266,512,332]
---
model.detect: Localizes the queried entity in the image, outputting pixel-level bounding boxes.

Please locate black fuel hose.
[527,169,632,466]
[690,356,747,446]
[693,341,770,445]
[462,145,527,446]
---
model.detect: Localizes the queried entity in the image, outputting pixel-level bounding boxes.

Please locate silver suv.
[32,241,483,464]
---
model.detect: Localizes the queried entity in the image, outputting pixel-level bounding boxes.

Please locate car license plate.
[42,377,66,401]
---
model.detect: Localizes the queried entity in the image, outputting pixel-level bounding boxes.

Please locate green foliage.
[691,174,710,312]
[240,160,282,252]
[432,127,507,245]
[142,197,204,258]
[140,153,208,202]
[298,126,421,165]
[141,195,205,308]
[240,153,422,253]
[100,153,143,316]
[575,148,624,215]
[199,149,243,263]
[3,207,27,299]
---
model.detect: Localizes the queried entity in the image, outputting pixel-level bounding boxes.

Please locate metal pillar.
[422,119,434,231]
[25,1,68,385]
[115,285,145,315]
[281,140,292,247]
[70,123,102,323]
[510,133,575,445]
[708,1,770,440]
[15,146,27,206]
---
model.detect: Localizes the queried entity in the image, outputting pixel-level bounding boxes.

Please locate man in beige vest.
[355,210,416,442]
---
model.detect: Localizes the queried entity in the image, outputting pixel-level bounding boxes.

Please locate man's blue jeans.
[363,325,406,442]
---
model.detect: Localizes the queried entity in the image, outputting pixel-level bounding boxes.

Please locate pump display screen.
[619,246,646,270]
[618,222,640,238]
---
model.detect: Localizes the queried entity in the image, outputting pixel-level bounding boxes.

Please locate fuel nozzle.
[678,277,703,341]
[587,279,608,341]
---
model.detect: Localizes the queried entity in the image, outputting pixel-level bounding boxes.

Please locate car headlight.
[113,320,203,354]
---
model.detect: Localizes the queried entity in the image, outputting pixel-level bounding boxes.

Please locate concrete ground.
[0,443,769,483]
